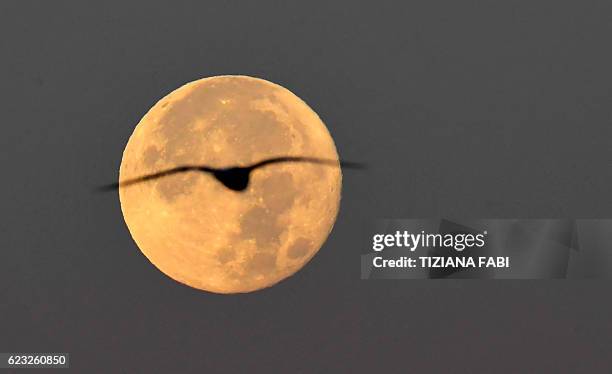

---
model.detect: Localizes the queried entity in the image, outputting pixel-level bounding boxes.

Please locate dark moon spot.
[287,238,312,259]
[239,206,284,248]
[258,172,296,213]
[246,252,277,277]
[217,248,236,264]
[207,108,291,164]
[142,145,162,168]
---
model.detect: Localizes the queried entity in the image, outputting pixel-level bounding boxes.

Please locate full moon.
[119,75,341,294]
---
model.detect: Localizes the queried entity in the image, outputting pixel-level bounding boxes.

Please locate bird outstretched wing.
[249,157,366,170]
[95,165,210,191]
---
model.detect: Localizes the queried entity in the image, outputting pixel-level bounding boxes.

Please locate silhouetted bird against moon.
[115,75,350,294]
[98,157,364,192]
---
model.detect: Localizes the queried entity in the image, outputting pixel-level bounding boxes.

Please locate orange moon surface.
[119,76,341,293]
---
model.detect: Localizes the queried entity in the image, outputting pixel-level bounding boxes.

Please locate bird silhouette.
[97,156,365,192]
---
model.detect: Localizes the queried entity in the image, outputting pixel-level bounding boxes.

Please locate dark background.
[2,1,612,372]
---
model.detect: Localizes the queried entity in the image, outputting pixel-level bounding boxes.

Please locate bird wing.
[96,165,209,191]
[250,157,366,170]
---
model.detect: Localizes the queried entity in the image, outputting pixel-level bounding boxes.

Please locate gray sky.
[1,1,611,372]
